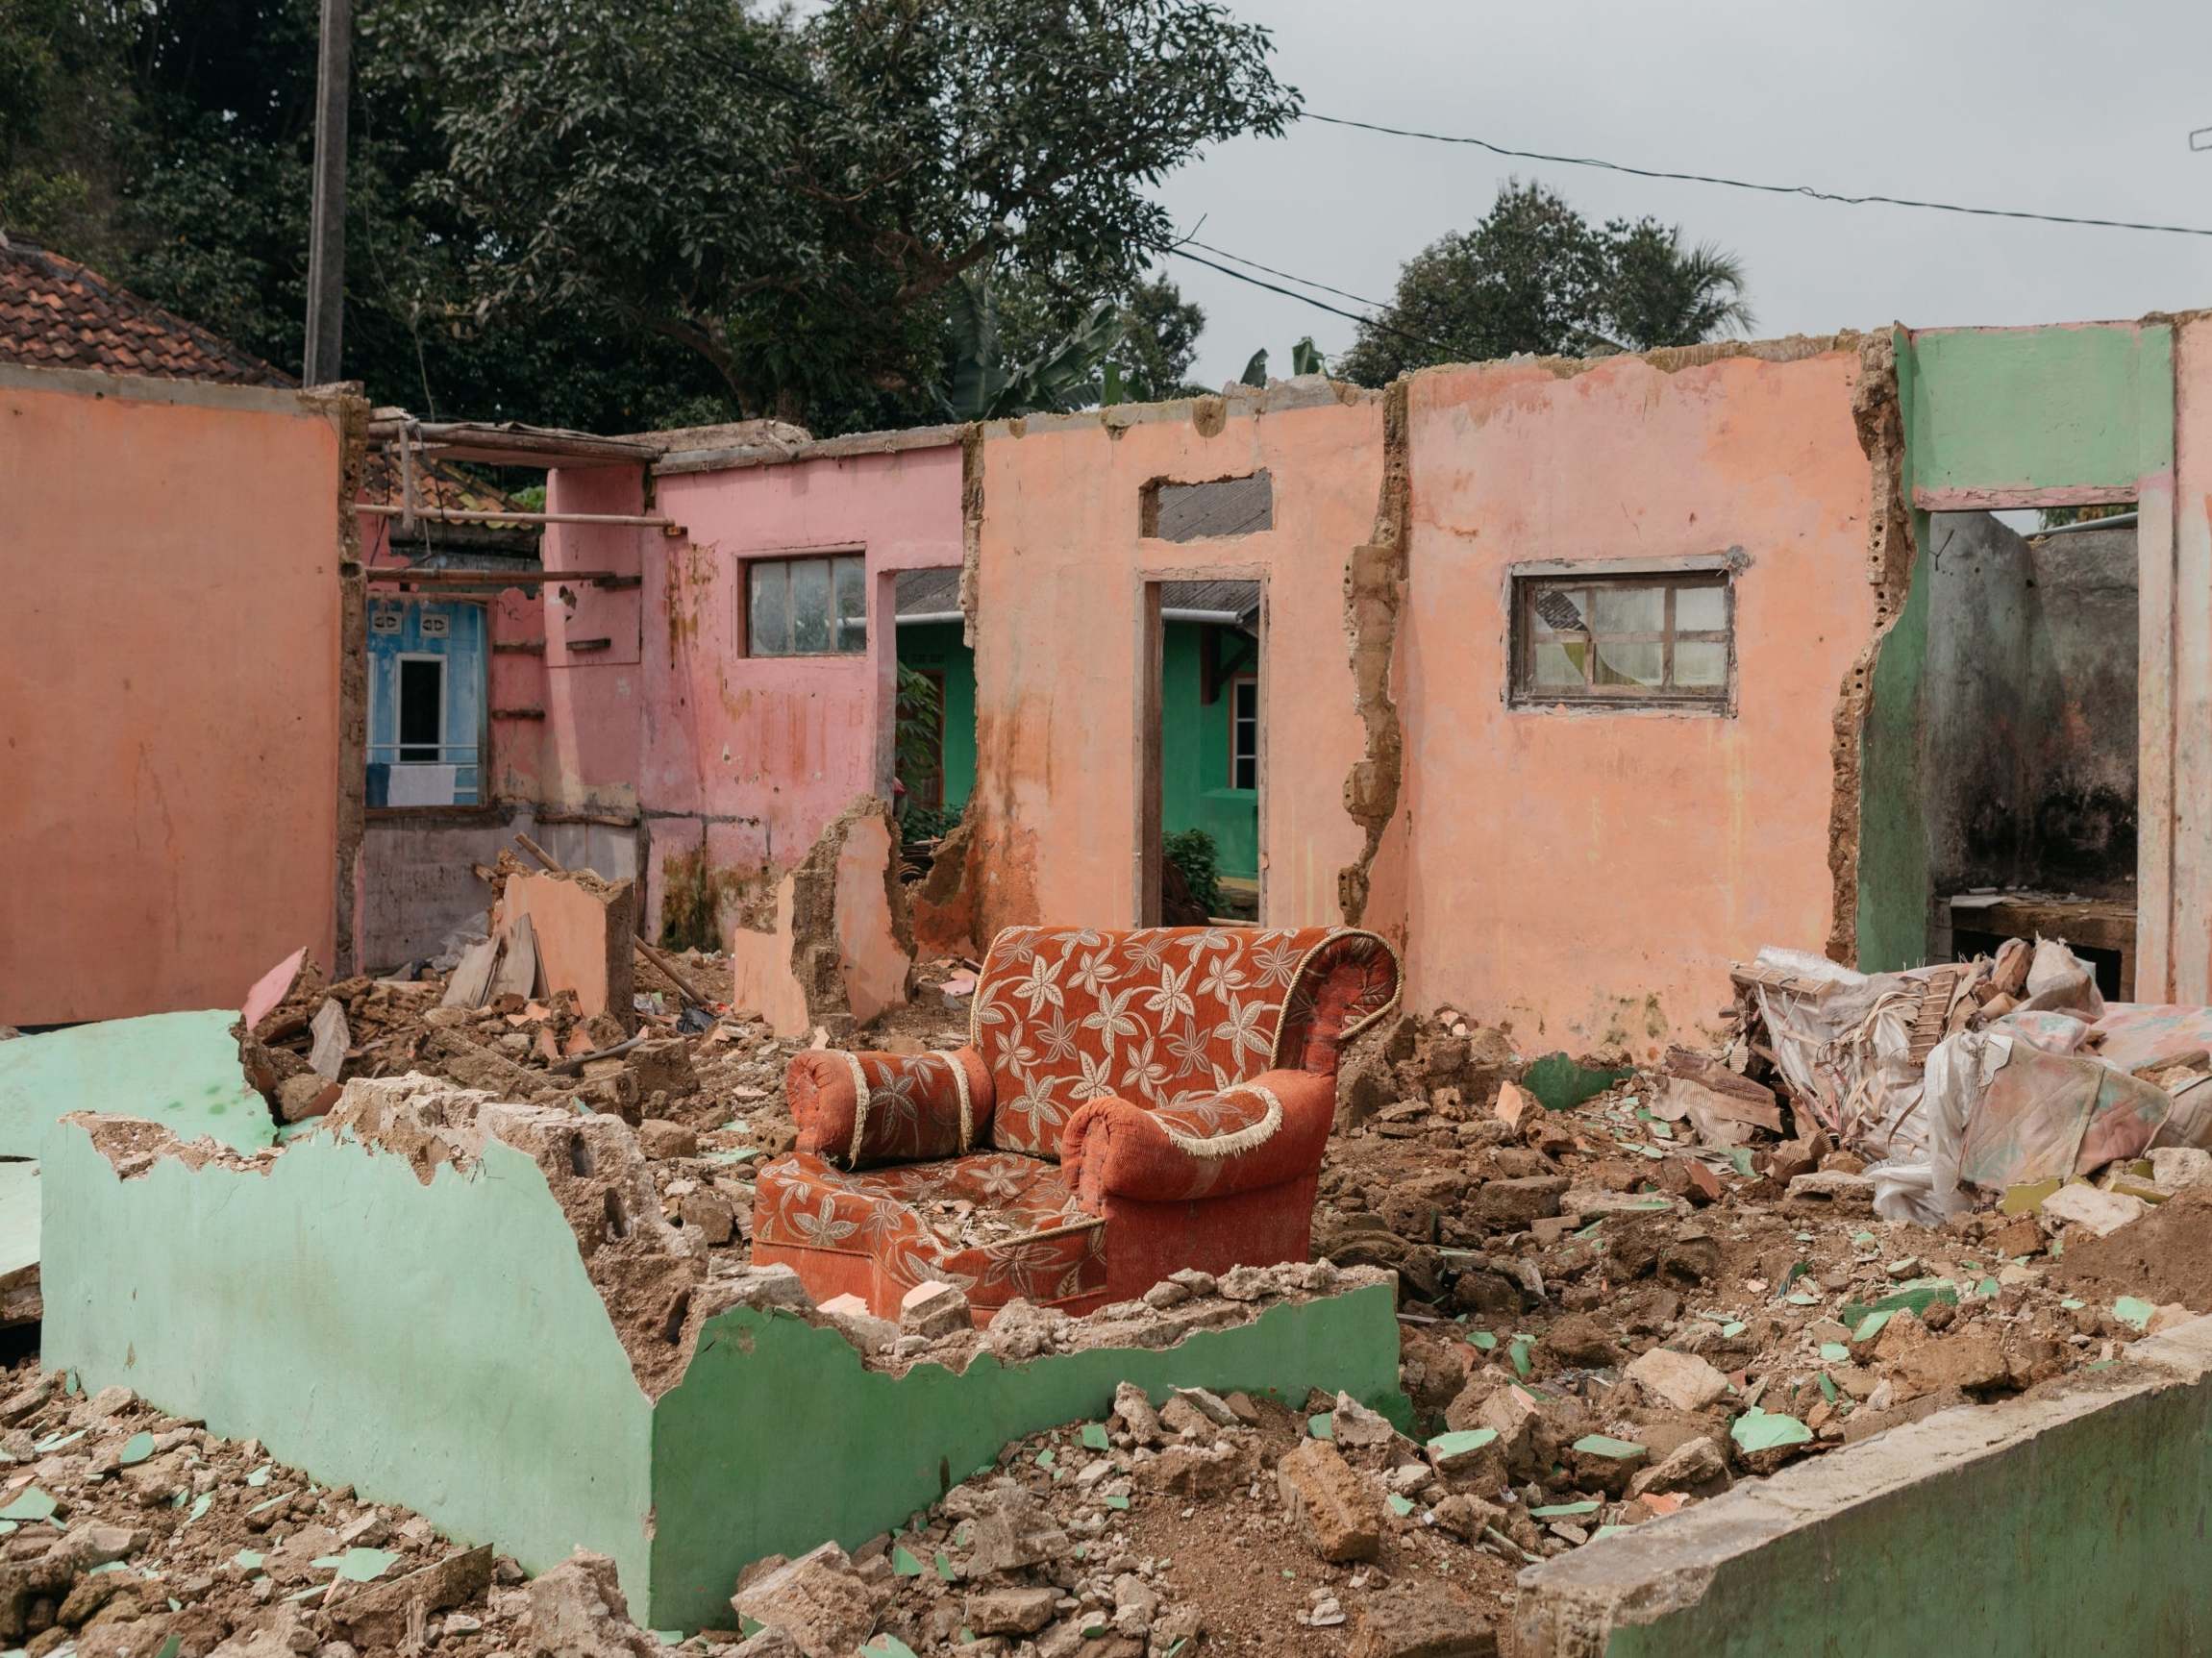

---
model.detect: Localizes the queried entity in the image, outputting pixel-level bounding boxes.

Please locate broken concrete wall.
[1518,1314,2212,1656]
[726,797,913,1038]
[359,804,640,972]
[958,383,1382,942]
[539,467,651,821]
[0,364,360,1022]
[44,1076,1404,1631]
[1391,342,1880,1060]
[636,433,963,950]
[1864,321,2175,978]
[501,867,637,1020]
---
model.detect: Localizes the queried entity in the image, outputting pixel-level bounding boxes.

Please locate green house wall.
[898,621,1258,880]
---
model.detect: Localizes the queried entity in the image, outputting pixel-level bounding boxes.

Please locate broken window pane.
[789,559,831,653]
[1592,584,1663,634]
[1594,639,1662,686]
[1513,570,1730,707]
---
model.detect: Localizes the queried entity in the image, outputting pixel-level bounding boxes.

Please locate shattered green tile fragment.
[1529,1500,1601,1518]
[1387,1494,1414,1517]
[1081,1423,1110,1451]
[1730,1410,1812,1452]
[0,1487,56,1522]
[891,1546,923,1577]
[118,1432,155,1467]
[1572,1434,1645,1460]
[2115,1296,2155,1331]
[1307,1414,1334,1441]
[1820,1342,1851,1362]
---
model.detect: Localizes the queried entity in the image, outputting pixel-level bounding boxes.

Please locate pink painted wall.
[1389,351,1876,1059]
[965,392,1381,935]
[0,367,346,1022]
[360,520,548,803]
[540,468,649,816]
[641,444,963,936]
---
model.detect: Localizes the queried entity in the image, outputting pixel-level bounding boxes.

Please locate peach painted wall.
[1389,350,1876,1059]
[965,391,1382,936]
[641,444,962,936]
[0,366,347,1023]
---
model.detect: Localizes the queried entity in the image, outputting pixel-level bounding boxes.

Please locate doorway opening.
[1139,578,1263,926]
[892,566,977,877]
[1922,506,2139,994]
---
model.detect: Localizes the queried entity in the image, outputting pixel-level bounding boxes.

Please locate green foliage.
[895,661,944,791]
[2037,503,2136,530]
[1337,181,1753,386]
[902,804,957,844]
[937,275,1125,421]
[1,0,1290,435]
[366,0,1298,429]
[1230,335,1325,388]
[1163,828,1223,917]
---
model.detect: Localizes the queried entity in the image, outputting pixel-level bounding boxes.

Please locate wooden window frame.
[743,549,867,658]
[1508,563,1736,710]
[1228,673,1259,790]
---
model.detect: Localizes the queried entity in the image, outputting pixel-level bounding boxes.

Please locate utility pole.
[303,0,351,384]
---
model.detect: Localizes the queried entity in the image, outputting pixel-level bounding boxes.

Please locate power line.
[1154,243,1444,351]
[1179,238,1394,312]
[1304,111,2212,238]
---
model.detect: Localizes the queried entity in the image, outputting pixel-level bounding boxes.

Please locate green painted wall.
[1859,323,2175,969]
[895,622,977,813]
[1528,1325,2212,1656]
[1907,323,2173,502]
[0,1011,279,1156]
[46,1119,1405,1632]
[648,1284,1404,1630]
[1159,622,1258,882]
[899,621,1259,879]
[42,1122,658,1596]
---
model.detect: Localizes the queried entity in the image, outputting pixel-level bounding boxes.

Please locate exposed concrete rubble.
[59,911,2212,1647]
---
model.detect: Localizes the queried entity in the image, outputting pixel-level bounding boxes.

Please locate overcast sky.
[1157,0,2212,386]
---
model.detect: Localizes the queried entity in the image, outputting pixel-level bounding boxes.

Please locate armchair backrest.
[970,926,1401,1158]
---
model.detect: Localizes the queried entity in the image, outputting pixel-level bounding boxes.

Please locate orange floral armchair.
[753,926,1401,1324]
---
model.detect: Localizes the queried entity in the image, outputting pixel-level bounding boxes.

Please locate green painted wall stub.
[1582,1367,2212,1656]
[0,1011,278,1156]
[41,1122,656,1596]
[1906,324,2175,504]
[46,1113,1406,1635]
[646,1283,1405,1631]
[1854,513,1932,973]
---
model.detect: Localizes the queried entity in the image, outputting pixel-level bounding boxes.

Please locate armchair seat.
[753,1151,1107,1324]
[756,926,1401,1324]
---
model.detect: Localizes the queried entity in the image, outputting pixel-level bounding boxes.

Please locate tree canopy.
[1337,181,1754,386]
[0,0,1287,432]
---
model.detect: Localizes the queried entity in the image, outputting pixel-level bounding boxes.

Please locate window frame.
[1228,672,1259,791]
[393,651,449,765]
[1507,559,1738,712]
[743,548,868,658]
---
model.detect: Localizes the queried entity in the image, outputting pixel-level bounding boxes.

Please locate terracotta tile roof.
[0,236,291,387]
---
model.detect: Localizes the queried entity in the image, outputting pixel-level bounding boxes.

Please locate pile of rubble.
[0,1365,678,1658]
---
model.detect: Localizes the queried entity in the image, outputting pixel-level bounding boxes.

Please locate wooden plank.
[491,914,540,1001]
[364,567,618,585]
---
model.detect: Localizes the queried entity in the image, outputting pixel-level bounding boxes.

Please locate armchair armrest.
[1060,1070,1335,1207]
[786,1047,993,1170]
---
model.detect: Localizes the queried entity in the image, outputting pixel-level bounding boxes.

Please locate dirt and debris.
[72,900,2212,1651]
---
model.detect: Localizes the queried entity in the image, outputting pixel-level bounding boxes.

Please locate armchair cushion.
[1060,1069,1336,1207]
[786,1047,992,1169]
